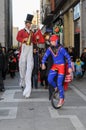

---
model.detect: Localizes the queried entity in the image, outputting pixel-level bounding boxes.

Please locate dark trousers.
[0,71,4,91]
[10,72,15,78]
[32,74,38,89]
[48,84,54,100]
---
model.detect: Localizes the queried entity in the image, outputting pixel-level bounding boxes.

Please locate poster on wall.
[74,2,80,20]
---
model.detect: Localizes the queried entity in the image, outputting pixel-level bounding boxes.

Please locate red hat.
[50,34,59,42]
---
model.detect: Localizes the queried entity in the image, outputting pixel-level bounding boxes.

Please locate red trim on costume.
[49,46,62,57]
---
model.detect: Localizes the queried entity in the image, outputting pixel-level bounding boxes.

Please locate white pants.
[19,44,33,98]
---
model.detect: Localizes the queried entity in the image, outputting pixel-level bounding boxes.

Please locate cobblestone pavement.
[0,73,86,130]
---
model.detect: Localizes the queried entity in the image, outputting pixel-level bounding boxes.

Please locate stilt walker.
[16,14,34,98]
[16,14,45,98]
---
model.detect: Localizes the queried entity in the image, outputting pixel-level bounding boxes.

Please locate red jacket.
[16,28,45,44]
[33,29,45,44]
[16,29,34,43]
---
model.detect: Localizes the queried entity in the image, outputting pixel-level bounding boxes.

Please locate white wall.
[0,0,5,46]
[13,27,19,47]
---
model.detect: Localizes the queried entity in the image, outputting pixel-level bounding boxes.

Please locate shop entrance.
[74,33,80,57]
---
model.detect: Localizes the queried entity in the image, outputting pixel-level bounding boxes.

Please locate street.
[0,73,86,130]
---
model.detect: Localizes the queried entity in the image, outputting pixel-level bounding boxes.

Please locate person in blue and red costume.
[42,34,72,108]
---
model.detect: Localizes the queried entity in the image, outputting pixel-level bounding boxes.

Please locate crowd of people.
[0,46,19,91]
[0,13,86,108]
[0,42,86,108]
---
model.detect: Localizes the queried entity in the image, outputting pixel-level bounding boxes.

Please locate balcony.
[54,0,68,12]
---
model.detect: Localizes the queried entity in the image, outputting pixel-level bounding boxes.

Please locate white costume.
[19,44,33,98]
[16,14,35,98]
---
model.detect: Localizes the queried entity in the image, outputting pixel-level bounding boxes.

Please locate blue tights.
[48,70,65,98]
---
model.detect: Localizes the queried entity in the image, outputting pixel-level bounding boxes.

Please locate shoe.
[21,86,24,89]
[0,88,5,92]
[57,98,64,108]
[41,83,44,86]
[25,96,29,99]
[21,86,24,91]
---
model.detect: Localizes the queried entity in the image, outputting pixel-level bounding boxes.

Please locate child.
[9,54,17,78]
[74,58,84,78]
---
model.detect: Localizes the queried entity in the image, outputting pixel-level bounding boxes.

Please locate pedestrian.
[81,48,86,76]
[39,49,48,88]
[2,47,8,80]
[74,57,84,78]
[46,53,54,100]
[44,34,54,99]
[16,14,34,98]
[42,34,72,108]
[32,46,39,89]
[68,47,76,62]
[0,47,5,92]
[9,53,17,78]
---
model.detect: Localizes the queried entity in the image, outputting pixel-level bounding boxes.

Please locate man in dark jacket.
[81,48,86,76]
[32,46,39,89]
[0,47,5,91]
[46,53,54,100]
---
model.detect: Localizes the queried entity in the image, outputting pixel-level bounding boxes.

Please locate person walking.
[32,46,39,89]
[0,47,5,92]
[16,14,34,98]
[9,53,17,78]
[81,48,86,76]
[2,47,8,80]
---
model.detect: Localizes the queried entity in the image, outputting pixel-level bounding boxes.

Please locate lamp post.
[36,10,39,28]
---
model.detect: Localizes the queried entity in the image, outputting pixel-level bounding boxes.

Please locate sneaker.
[21,86,24,91]
[57,98,64,108]
[41,83,44,86]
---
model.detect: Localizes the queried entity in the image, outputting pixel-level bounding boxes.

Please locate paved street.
[0,72,86,130]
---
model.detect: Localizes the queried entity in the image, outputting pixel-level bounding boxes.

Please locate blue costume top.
[42,44,72,99]
[42,45,72,68]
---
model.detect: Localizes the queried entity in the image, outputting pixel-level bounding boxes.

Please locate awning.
[53,0,80,23]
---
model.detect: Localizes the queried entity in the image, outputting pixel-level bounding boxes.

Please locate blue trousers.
[48,70,65,98]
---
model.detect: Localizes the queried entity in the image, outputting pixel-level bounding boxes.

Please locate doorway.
[74,33,80,57]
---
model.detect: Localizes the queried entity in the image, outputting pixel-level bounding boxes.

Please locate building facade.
[0,0,12,49]
[41,0,86,56]
[0,0,6,46]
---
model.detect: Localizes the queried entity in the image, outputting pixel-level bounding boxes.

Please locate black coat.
[46,54,53,77]
[0,51,4,71]
[32,53,39,75]
[0,50,4,89]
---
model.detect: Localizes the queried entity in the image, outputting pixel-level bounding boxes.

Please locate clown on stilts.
[42,35,72,108]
